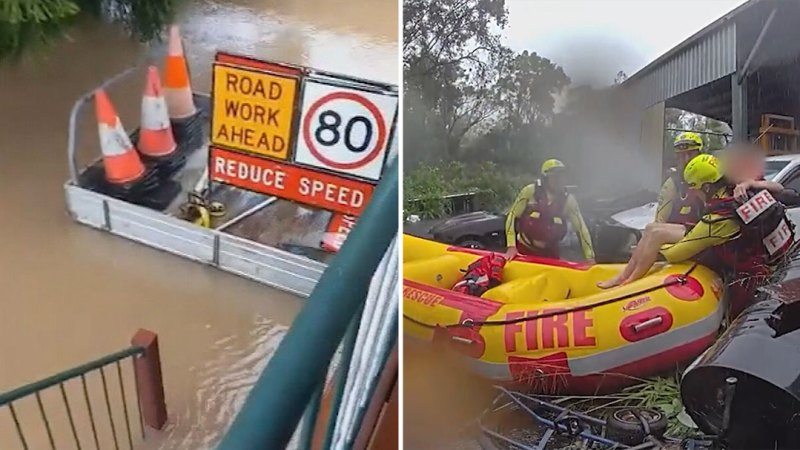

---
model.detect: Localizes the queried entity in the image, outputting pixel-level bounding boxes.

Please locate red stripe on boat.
[404,279,503,359]
[499,333,716,394]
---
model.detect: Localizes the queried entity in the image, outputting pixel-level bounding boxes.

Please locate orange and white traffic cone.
[138,66,177,157]
[163,25,197,120]
[95,89,146,184]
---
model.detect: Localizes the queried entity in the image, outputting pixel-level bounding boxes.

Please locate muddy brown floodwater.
[0,1,397,449]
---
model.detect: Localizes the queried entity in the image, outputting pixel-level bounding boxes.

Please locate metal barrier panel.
[106,196,217,264]
[218,233,325,297]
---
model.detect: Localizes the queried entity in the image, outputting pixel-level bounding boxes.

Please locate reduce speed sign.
[294,80,398,181]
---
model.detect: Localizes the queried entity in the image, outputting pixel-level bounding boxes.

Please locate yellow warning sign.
[211,64,298,160]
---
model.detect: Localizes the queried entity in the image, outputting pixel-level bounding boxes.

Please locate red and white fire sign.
[294,80,397,181]
[736,189,776,224]
[764,219,792,255]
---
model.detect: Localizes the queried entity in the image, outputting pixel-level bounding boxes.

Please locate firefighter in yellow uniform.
[504,159,595,262]
[599,153,794,317]
[655,132,705,226]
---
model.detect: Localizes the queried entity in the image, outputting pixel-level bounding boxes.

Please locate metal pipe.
[738,7,778,85]
[100,367,121,450]
[216,197,278,231]
[633,317,663,333]
[721,376,738,436]
[217,161,398,450]
[665,127,732,137]
[732,75,747,141]
[82,374,101,449]
[9,403,29,450]
[66,66,139,183]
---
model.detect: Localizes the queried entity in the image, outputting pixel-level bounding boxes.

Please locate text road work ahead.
[212,65,297,160]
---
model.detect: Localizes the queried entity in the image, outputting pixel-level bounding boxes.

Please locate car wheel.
[456,237,486,249]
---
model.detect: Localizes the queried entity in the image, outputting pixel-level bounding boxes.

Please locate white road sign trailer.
[64,54,398,297]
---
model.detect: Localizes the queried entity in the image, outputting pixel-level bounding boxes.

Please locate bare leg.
[597,234,651,289]
[655,223,688,243]
[597,223,685,289]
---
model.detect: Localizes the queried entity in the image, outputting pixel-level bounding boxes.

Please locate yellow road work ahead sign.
[211,64,298,160]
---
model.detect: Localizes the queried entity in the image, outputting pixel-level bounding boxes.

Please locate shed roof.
[624,0,762,85]
[619,0,785,110]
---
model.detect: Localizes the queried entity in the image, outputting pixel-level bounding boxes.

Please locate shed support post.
[732,6,776,143]
[732,74,748,142]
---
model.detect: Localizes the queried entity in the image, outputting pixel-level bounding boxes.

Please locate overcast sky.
[504,0,749,86]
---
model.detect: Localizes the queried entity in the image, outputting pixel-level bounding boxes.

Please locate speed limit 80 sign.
[294,80,398,181]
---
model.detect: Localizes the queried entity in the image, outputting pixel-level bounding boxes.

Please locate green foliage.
[561,376,694,439]
[404,161,526,219]
[618,376,694,438]
[0,0,80,60]
[78,0,177,42]
[496,50,569,129]
[403,0,573,191]
[403,0,507,78]
[403,0,732,204]
[0,0,179,61]
[404,165,452,219]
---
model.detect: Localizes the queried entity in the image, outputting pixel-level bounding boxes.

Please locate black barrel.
[680,296,800,449]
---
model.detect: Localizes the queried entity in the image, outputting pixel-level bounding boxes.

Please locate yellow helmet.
[674,132,703,152]
[683,154,722,189]
[541,159,566,176]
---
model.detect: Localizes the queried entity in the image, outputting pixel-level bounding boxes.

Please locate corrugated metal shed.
[627,24,736,109]
[621,0,768,109]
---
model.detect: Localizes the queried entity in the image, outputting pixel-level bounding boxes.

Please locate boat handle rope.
[403,263,698,329]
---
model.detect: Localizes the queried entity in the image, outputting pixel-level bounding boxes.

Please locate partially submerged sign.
[294,81,397,181]
[209,52,398,252]
[211,64,299,160]
[322,213,358,252]
[210,146,374,216]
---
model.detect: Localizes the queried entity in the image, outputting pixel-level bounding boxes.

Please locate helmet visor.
[675,142,700,152]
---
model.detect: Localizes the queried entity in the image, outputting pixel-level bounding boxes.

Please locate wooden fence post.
[131,329,168,430]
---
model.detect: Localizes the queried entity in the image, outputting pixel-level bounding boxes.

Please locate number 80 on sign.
[294,81,398,181]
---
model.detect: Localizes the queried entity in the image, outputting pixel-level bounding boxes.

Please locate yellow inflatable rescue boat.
[403,234,725,394]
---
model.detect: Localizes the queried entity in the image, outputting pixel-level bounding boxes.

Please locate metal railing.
[0,329,166,450]
[217,159,399,450]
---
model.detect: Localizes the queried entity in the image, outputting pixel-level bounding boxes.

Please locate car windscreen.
[765,160,791,180]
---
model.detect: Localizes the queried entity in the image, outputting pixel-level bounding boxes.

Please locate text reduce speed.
[294,81,398,181]
[211,64,298,160]
[209,147,375,216]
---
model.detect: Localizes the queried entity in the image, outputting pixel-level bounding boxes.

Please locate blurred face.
[675,148,701,170]
[720,151,765,184]
[545,170,565,192]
